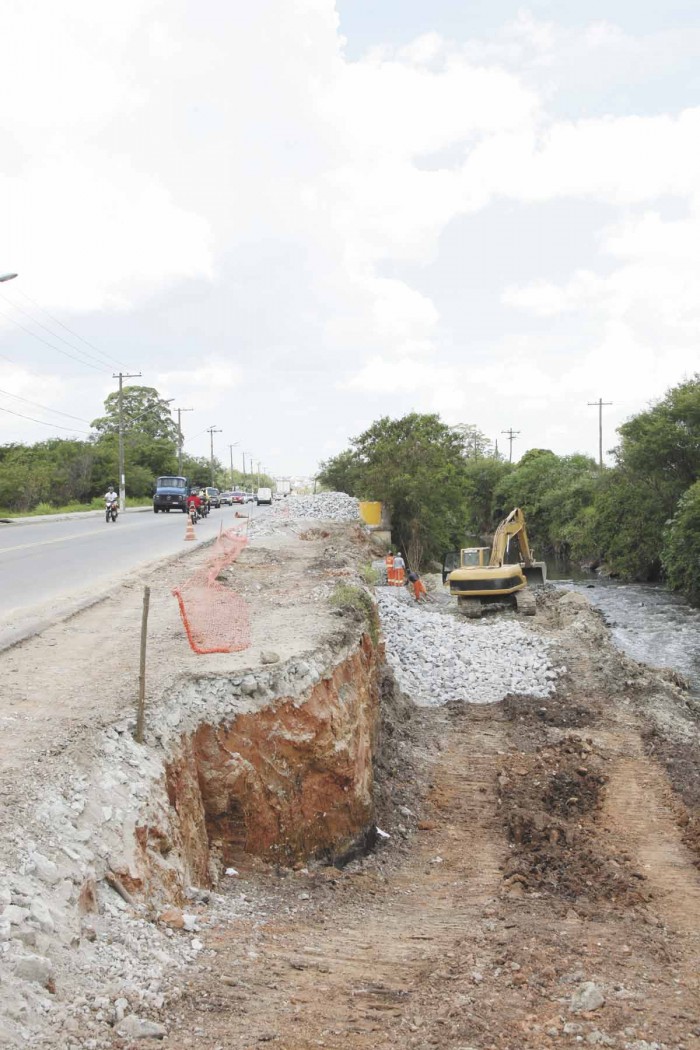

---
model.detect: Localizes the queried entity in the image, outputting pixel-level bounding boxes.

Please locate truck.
[276,479,292,497]
[153,475,190,513]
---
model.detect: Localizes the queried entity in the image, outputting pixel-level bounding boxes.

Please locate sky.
[0,0,698,477]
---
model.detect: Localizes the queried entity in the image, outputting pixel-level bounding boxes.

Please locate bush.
[662,482,700,606]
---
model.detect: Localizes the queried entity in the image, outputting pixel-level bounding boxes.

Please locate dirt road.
[160,593,700,1050]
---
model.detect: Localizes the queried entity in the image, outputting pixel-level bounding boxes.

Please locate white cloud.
[1,3,700,468]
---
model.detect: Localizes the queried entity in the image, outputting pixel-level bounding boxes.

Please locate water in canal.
[547,558,700,695]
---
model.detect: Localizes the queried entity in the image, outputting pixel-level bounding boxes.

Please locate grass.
[330,582,380,646]
[360,562,380,586]
[0,497,152,518]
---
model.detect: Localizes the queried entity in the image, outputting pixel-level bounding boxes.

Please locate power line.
[11,286,126,368]
[0,403,91,434]
[0,305,106,373]
[0,386,91,423]
[0,291,117,371]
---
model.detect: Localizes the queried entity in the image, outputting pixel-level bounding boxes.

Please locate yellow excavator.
[442,507,546,618]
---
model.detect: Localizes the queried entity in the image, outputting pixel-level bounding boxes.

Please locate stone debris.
[570,981,606,1013]
[115,1014,168,1039]
[376,589,558,705]
[273,491,359,522]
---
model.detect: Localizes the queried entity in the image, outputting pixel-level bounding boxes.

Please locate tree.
[91,385,178,443]
[91,385,179,496]
[318,413,470,568]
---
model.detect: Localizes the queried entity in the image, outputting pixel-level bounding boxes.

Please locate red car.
[231,491,246,504]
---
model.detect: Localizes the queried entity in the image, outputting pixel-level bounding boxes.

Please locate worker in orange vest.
[393,551,405,586]
[385,551,395,585]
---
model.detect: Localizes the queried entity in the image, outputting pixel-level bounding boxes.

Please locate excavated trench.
[129,632,383,904]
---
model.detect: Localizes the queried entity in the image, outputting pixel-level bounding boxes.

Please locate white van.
[256,487,272,506]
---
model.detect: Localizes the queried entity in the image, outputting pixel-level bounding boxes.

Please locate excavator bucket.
[523,561,547,587]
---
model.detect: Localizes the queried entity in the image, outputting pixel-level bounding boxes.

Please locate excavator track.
[515,589,536,616]
[458,598,482,618]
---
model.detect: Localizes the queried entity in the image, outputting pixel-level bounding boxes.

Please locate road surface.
[0,503,267,648]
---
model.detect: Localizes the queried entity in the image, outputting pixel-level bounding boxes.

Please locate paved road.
[0,502,267,647]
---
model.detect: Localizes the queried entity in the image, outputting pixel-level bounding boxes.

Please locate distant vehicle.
[256,486,273,506]
[277,479,292,497]
[219,491,233,506]
[231,491,246,504]
[245,492,255,503]
[205,486,221,508]
[153,475,189,513]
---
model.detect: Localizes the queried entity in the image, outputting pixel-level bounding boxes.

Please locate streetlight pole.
[207,425,222,486]
[113,371,142,512]
[0,274,18,283]
[242,451,247,486]
[175,407,193,475]
[228,443,239,489]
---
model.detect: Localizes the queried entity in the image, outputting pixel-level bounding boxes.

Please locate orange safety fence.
[172,524,251,654]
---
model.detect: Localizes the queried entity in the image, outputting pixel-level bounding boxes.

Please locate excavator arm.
[489,507,545,583]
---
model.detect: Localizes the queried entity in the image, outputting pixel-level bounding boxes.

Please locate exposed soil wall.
[132,632,382,902]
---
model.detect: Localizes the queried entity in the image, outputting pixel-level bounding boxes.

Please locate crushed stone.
[376,587,558,705]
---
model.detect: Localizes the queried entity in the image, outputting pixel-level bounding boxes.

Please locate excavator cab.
[442,547,489,584]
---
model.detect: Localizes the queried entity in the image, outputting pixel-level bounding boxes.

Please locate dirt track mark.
[165,710,509,1049]
[604,755,700,937]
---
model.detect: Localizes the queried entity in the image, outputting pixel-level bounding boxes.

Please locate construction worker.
[407,570,427,602]
[385,551,395,585]
[393,551,405,586]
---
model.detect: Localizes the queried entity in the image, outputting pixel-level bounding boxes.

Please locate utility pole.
[501,428,520,463]
[587,398,613,468]
[176,407,193,475]
[113,371,141,512]
[228,443,239,489]
[242,451,247,485]
[207,426,222,486]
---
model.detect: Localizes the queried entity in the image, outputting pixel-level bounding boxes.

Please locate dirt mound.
[498,735,648,905]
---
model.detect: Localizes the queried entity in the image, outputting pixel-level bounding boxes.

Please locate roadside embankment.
[2,500,700,1048]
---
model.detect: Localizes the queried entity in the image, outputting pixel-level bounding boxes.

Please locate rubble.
[273,491,359,521]
[376,588,558,705]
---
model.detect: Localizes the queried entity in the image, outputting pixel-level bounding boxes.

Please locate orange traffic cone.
[184,517,196,541]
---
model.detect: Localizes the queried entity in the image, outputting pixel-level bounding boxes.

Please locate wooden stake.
[135,585,150,743]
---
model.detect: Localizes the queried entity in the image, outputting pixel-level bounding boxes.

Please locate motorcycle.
[188,501,201,525]
[105,499,118,523]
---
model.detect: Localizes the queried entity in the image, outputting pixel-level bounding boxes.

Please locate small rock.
[14,954,53,988]
[159,908,184,929]
[116,1015,167,1039]
[28,852,60,886]
[571,981,605,1013]
[240,675,257,696]
[260,651,280,664]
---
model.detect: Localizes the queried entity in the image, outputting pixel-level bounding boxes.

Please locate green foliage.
[494,451,599,556]
[662,481,700,605]
[318,412,473,568]
[330,583,380,645]
[463,458,512,533]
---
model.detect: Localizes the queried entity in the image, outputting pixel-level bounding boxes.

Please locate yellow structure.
[359,501,382,526]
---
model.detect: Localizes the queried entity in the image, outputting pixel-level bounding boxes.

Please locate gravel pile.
[377,589,559,706]
[275,492,360,522]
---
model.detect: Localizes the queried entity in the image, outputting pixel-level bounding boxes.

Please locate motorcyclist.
[188,488,202,517]
[200,487,210,514]
[104,485,118,505]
